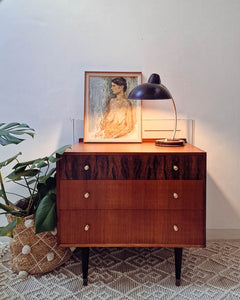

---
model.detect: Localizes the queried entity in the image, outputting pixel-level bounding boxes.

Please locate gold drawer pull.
[84,192,90,199]
[173,193,179,199]
[173,225,179,232]
[84,224,90,231]
[84,165,90,171]
[173,165,179,171]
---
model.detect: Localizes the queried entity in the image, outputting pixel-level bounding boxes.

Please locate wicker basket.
[7,215,72,275]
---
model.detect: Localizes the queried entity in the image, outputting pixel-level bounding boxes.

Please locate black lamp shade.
[127,73,185,146]
[128,73,172,100]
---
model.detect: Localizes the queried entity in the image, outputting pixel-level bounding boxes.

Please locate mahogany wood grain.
[59,180,204,210]
[58,210,205,247]
[58,154,205,180]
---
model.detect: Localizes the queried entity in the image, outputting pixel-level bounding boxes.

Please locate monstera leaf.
[35,192,56,233]
[0,123,34,146]
[0,124,71,235]
[0,218,22,237]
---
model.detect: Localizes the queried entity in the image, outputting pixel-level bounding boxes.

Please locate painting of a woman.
[95,77,134,138]
[84,72,142,143]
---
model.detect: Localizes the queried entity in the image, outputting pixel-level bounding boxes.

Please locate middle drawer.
[59,180,204,210]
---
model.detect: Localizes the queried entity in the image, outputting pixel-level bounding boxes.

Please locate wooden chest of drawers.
[57,141,206,285]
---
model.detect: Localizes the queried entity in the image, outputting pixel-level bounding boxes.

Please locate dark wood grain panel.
[58,210,205,247]
[59,180,204,210]
[58,154,206,180]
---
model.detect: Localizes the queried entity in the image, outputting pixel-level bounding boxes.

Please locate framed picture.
[84,71,142,143]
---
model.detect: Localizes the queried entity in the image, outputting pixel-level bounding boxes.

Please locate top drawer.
[58,154,206,180]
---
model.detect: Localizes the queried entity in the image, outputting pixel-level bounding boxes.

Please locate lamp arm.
[171,98,177,140]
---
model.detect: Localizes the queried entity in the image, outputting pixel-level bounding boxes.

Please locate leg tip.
[176,279,181,286]
[83,278,88,286]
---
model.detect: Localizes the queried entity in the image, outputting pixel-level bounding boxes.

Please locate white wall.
[0,0,240,232]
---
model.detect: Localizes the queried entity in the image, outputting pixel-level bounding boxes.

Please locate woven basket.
[7,215,72,275]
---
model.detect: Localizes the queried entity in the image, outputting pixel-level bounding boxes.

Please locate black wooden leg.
[82,247,90,286]
[174,247,183,286]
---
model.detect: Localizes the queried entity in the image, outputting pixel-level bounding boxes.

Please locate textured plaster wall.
[0,0,240,231]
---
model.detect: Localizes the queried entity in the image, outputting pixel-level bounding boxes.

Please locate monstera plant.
[0,122,71,236]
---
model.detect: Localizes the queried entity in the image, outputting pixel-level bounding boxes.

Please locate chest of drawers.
[57,141,206,286]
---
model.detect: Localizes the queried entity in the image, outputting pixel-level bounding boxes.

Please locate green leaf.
[0,202,16,213]
[0,218,22,236]
[13,165,27,173]
[1,122,22,130]
[38,168,56,184]
[13,157,48,170]
[7,169,40,181]
[0,123,34,146]
[37,183,48,198]
[26,179,37,185]
[29,159,44,169]
[37,177,56,198]
[0,220,17,236]
[48,157,60,163]
[0,203,23,216]
[0,152,22,169]
[36,160,48,168]
[48,145,71,163]
[35,193,56,233]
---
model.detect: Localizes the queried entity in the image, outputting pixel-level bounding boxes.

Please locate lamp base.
[155,139,185,147]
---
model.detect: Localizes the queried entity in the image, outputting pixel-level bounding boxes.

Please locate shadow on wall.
[207,174,240,229]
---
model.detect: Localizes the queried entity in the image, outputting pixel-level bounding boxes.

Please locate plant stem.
[13,181,35,192]
[0,171,9,205]
[24,175,34,215]
[25,181,33,196]
[6,192,26,198]
[32,173,40,196]
[26,197,33,215]
[45,160,50,176]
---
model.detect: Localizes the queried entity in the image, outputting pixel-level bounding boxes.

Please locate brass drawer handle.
[173,225,179,232]
[173,193,179,199]
[84,165,90,171]
[173,165,179,171]
[84,224,90,231]
[84,192,90,199]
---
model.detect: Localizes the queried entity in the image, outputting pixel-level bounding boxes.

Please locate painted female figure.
[96,77,134,138]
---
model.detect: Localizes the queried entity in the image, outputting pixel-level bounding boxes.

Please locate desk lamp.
[128,73,185,146]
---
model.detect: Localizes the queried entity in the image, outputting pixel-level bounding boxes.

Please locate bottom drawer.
[58,210,205,247]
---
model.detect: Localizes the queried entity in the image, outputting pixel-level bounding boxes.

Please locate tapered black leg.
[82,247,90,286]
[174,247,183,286]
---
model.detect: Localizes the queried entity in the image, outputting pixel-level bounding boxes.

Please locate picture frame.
[84,71,142,143]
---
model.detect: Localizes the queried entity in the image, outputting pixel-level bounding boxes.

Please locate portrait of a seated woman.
[95,77,134,139]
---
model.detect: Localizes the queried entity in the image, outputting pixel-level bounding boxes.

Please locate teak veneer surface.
[59,180,204,210]
[64,142,205,154]
[59,210,205,247]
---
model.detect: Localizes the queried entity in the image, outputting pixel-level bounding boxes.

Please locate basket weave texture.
[7,215,72,275]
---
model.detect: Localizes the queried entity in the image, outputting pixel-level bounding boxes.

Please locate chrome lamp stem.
[171,98,177,141]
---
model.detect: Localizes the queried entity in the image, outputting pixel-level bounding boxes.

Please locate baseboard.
[207,229,240,240]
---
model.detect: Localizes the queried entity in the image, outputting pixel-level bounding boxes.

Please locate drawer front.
[58,210,205,246]
[59,180,204,210]
[58,154,206,180]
